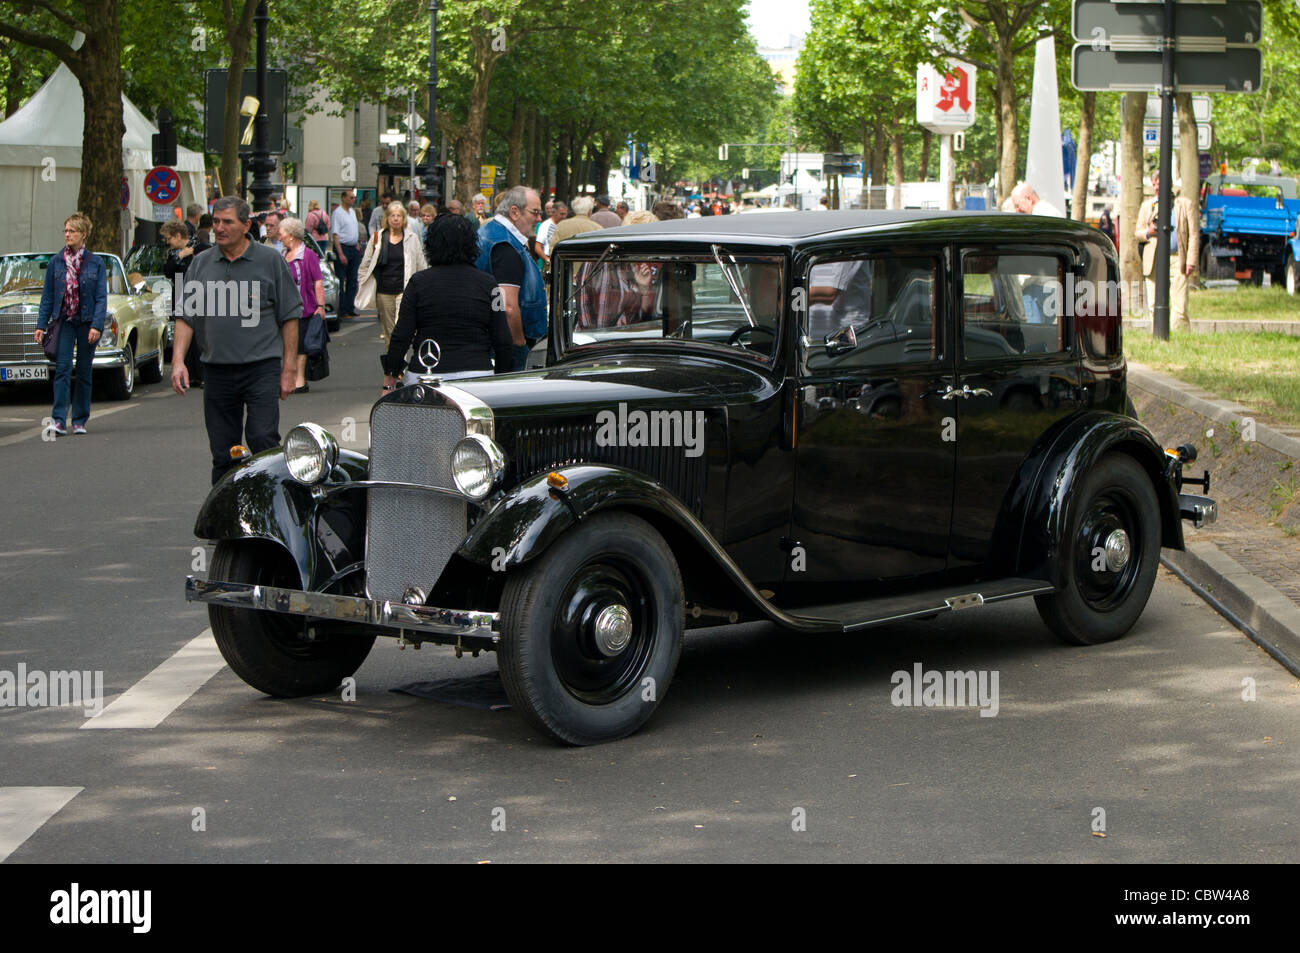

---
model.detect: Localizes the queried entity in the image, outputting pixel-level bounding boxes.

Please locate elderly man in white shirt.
[330,189,362,318]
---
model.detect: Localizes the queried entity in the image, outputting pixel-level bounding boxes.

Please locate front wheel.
[1035,454,1160,645]
[1286,254,1300,296]
[497,512,683,745]
[208,539,374,696]
[99,341,134,400]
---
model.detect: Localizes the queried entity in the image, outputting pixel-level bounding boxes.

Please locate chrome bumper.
[186,576,500,642]
[1179,494,1217,528]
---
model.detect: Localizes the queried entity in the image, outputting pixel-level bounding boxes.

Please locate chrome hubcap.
[592,604,633,657]
[1104,529,1131,572]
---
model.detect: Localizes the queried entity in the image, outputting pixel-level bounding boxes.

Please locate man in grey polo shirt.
[170,196,301,484]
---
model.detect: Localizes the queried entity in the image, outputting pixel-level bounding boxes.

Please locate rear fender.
[1017,413,1183,587]
[193,447,369,590]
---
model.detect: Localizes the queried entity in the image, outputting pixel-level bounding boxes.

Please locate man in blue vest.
[475,185,547,371]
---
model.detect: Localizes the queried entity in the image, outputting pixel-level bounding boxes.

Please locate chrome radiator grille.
[365,402,467,603]
[0,309,41,363]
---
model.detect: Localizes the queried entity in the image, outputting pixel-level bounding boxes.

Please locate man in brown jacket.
[1136,171,1199,330]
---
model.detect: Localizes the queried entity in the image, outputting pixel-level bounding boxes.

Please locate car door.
[787,244,956,594]
[948,245,1085,578]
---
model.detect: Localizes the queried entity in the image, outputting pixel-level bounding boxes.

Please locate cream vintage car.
[0,252,167,399]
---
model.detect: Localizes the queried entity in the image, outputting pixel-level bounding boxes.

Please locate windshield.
[558,251,784,362]
[0,255,52,295]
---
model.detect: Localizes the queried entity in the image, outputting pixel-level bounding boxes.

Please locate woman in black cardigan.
[381,214,515,390]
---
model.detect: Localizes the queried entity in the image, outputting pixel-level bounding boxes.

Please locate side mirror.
[824,324,858,356]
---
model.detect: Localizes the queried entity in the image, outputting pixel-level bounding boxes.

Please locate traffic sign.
[1146,95,1211,122]
[120,177,129,210]
[1143,122,1212,150]
[1072,46,1261,92]
[1073,0,1262,47]
[143,166,181,205]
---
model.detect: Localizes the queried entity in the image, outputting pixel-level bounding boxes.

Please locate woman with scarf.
[356,201,427,345]
[278,217,327,393]
[33,211,107,435]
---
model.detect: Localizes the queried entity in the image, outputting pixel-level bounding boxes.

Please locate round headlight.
[284,423,339,484]
[451,433,506,501]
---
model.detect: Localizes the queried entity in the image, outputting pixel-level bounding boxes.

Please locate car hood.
[449,353,779,418]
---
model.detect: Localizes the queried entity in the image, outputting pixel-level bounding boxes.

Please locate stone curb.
[1128,363,1300,455]
[1124,318,1300,336]
[1163,543,1300,677]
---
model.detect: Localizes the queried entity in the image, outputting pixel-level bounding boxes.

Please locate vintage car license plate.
[0,366,48,381]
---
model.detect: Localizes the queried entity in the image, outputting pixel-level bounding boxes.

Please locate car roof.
[557,210,1100,249]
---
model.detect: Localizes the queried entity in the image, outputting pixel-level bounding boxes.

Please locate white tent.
[0,63,207,254]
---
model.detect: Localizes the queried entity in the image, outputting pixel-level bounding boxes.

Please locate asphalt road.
[1,318,1296,863]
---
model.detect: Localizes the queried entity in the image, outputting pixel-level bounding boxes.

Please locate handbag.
[42,317,62,361]
[302,312,328,357]
[306,344,330,381]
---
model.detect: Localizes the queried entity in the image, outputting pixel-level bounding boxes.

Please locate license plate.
[0,366,49,381]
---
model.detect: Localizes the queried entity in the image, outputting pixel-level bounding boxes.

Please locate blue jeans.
[50,320,95,427]
[339,243,361,316]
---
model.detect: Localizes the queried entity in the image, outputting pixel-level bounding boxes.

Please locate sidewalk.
[1129,363,1300,675]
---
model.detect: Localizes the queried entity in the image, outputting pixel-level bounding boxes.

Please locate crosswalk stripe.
[0,787,83,862]
[81,630,225,730]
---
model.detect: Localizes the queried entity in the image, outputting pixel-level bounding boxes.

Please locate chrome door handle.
[966,386,993,397]
[939,385,962,400]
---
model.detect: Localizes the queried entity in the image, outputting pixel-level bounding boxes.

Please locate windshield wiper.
[711,244,756,328]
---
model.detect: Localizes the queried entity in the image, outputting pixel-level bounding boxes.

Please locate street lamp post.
[428,0,439,201]
[247,0,276,213]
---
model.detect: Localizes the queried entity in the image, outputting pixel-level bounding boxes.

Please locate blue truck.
[1198,173,1300,288]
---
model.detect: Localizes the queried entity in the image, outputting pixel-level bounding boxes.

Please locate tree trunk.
[590,133,614,199]
[1071,91,1095,221]
[890,131,904,209]
[541,118,553,197]
[995,35,1018,205]
[920,128,932,180]
[218,0,258,198]
[554,124,571,202]
[1120,92,1147,316]
[870,123,885,184]
[71,0,124,253]
[504,103,525,186]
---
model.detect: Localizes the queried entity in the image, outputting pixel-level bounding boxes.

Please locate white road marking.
[0,786,83,862]
[0,401,140,447]
[81,630,225,730]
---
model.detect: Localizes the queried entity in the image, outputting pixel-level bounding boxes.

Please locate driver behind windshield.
[577,260,662,328]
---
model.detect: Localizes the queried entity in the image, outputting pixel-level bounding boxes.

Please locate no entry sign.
[144,166,181,205]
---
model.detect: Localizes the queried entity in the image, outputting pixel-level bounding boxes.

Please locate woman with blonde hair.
[357,201,427,344]
[33,211,107,435]
[304,198,330,246]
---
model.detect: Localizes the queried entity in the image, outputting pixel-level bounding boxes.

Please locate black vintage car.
[186,211,1216,745]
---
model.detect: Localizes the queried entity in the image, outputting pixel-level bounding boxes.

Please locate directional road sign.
[143,166,181,205]
[1072,47,1261,92]
[1146,94,1211,122]
[1073,0,1262,47]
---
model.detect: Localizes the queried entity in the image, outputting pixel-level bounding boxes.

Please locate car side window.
[804,255,939,372]
[961,252,1065,358]
[104,256,128,296]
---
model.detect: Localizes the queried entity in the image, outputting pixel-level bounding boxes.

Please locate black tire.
[1287,255,1300,296]
[498,512,683,745]
[1035,454,1160,645]
[99,341,134,400]
[1124,397,1138,420]
[138,343,163,384]
[208,539,374,697]
[1202,246,1233,281]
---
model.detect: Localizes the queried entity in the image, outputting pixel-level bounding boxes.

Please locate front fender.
[193,446,369,590]
[459,464,701,571]
[1018,412,1182,587]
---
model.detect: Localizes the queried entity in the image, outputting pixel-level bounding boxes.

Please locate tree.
[0,0,125,251]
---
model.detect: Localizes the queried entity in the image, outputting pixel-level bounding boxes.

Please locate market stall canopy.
[0,63,207,253]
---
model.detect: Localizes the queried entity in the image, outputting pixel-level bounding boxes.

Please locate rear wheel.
[1035,454,1160,645]
[208,539,374,696]
[498,512,683,745]
[1201,246,1233,281]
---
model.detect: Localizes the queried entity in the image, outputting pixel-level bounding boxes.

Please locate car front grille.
[365,402,467,603]
[0,309,42,363]
[505,420,706,516]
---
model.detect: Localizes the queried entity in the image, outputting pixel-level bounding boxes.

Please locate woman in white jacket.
[357,201,428,344]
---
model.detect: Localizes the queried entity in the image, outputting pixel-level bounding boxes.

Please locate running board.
[785,578,1055,633]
